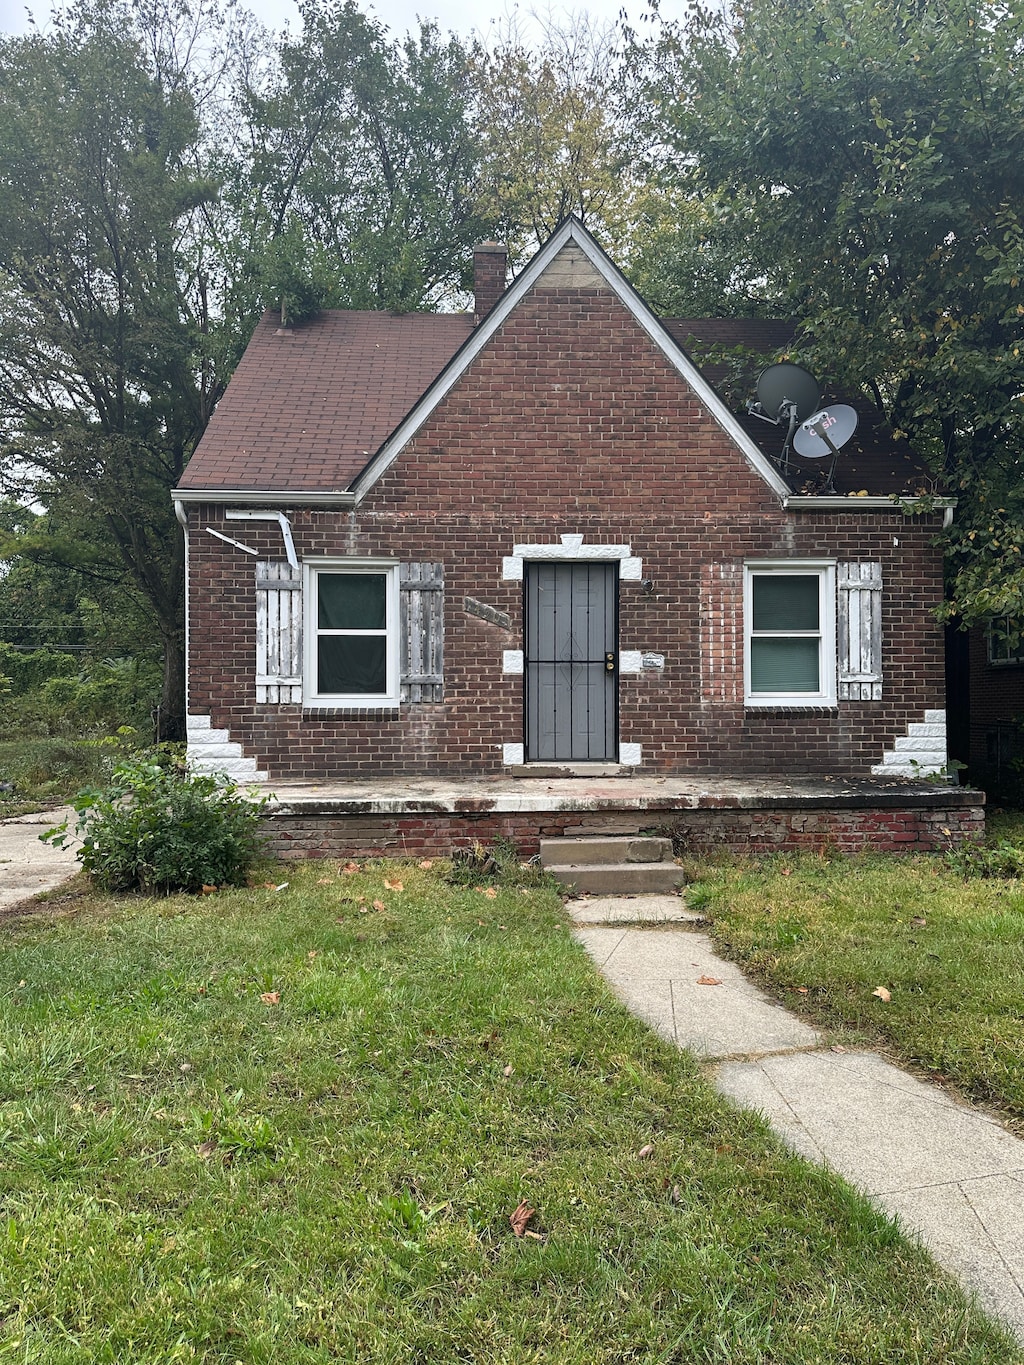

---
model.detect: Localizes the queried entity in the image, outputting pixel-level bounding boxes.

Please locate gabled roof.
[175,218,938,507]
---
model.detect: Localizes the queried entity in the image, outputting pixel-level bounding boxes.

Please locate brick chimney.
[473,242,508,322]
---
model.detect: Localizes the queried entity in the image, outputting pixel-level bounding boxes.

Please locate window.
[744,563,836,705]
[304,561,399,706]
[987,618,1024,667]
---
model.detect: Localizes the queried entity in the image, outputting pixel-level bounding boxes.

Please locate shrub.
[945,837,1024,880]
[42,757,269,894]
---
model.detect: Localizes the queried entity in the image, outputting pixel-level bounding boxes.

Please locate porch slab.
[255,774,984,860]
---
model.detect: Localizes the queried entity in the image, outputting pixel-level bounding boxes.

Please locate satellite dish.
[755,363,821,423]
[793,405,859,460]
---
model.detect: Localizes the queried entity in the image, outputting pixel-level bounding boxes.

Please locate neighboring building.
[173,218,952,793]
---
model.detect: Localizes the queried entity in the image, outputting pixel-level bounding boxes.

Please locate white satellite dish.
[793,404,859,460]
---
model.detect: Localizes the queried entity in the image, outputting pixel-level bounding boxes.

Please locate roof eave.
[171,487,358,507]
[782,495,955,513]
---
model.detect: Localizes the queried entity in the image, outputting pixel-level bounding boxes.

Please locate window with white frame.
[744,563,836,705]
[303,561,399,706]
[987,618,1024,667]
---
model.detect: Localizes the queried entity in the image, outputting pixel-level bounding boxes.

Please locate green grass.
[690,811,1024,1129]
[0,860,1017,1362]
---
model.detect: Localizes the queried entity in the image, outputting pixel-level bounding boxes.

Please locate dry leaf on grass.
[372,899,386,912]
[316,877,334,885]
[342,861,359,874]
[872,986,892,1002]
[637,1143,655,1159]
[502,1063,514,1077]
[480,886,498,899]
[201,884,218,895]
[911,916,927,928]
[259,991,281,1005]
[197,1139,218,1160]
[418,860,434,869]
[509,1199,535,1237]
[696,975,722,986]
[794,987,809,995]
[383,879,404,892]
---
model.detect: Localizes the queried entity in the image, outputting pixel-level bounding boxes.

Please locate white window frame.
[303,559,400,708]
[744,561,837,707]
[987,617,1024,667]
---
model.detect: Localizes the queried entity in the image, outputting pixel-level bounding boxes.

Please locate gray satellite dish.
[792,404,859,491]
[755,363,821,423]
[793,405,859,459]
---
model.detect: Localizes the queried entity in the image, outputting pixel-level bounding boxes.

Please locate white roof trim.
[172,487,357,506]
[347,217,792,504]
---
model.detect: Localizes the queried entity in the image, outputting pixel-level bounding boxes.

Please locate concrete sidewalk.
[569,895,1024,1342]
[0,808,79,912]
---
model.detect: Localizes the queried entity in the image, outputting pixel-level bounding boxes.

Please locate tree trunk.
[156,629,186,742]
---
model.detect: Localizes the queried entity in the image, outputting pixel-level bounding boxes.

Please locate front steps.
[540,835,685,895]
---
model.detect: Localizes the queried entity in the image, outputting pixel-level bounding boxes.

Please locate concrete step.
[540,836,673,866]
[545,862,685,895]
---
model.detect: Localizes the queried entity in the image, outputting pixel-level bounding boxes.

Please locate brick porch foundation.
[257,776,984,861]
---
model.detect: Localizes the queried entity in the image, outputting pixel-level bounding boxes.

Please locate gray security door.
[525,561,618,762]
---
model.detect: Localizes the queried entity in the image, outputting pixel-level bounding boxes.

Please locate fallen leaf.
[482,886,498,899]
[358,905,369,915]
[523,1229,545,1240]
[911,916,927,928]
[418,859,434,869]
[260,881,278,889]
[372,899,386,912]
[637,1143,655,1159]
[316,877,334,885]
[872,986,892,1002]
[260,991,281,1005]
[780,868,792,876]
[307,950,319,961]
[669,1185,682,1204]
[384,879,404,891]
[179,1062,192,1072]
[342,861,359,874]
[794,987,809,995]
[503,1063,514,1077]
[509,1199,535,1237]
[201,884,218,895]
[831,1045,847,1054]
[696,975,722,986]
[197,1139,218,1159]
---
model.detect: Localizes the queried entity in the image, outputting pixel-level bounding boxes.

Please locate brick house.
[173,218,955,801]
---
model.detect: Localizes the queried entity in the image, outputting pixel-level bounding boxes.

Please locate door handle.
[605,652,616,673]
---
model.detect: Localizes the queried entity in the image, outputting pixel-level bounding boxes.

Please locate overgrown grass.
[690,811,1024,1128]
[0,861,1016,1362]
[0,735,130,811]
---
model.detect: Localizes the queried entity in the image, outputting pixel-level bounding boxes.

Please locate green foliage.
[642,0,1024,623]
[945,837,1024,880]
[0,645,160,738]
[0,734,136,805]
[445,834,552,888]
[42,756,268,894]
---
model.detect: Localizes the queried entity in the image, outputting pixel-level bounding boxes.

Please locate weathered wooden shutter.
[838,562,882,700]
[400,562,444,702]
[256,561,302,703]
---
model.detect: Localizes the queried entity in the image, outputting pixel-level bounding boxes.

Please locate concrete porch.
[257,773,984,861]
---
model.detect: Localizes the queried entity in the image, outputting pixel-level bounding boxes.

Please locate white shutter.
[256,561,302,703]
[838,562,882,700]
[400,563,444,702]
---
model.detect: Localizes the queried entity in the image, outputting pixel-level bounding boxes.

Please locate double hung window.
[745,563,836,705]
[304,562,399,706]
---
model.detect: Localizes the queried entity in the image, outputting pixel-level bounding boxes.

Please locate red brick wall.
[187,278,947,783]
[260,801,984,860]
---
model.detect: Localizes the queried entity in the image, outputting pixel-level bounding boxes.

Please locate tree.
[234,0,494,316]
[643,0,1024,625]
[0,0,245,739]
[470,18,638,263]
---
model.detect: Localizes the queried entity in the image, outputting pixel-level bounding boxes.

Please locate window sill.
[302,698,400,712]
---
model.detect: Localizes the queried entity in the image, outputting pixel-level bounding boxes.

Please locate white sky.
[0,0,676,43]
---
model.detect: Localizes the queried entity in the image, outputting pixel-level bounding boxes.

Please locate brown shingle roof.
[178,309,936,500]
[177,310,474,494]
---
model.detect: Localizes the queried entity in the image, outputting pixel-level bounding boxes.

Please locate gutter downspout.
[224,509,298,570]
[174,500,190,723]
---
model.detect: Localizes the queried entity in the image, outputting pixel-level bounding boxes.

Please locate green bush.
[42,757,269,894]
[945,837,1024,880]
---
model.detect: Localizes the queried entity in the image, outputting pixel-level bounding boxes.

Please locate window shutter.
[838,562,882,700]
[256,561,302,703]
[400,562,444,702]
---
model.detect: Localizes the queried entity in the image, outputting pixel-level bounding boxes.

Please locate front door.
[524,561,618,762]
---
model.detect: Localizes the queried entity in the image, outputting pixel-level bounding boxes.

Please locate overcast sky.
[0,0,673,43]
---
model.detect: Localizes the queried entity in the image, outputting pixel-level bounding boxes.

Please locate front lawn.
[691,811,1024,1129]
[0,860,1016,1362]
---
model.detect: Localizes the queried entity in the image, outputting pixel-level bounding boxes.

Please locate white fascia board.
[347,217,792,505]
[171,487,357,506]
[782,496,956,514]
